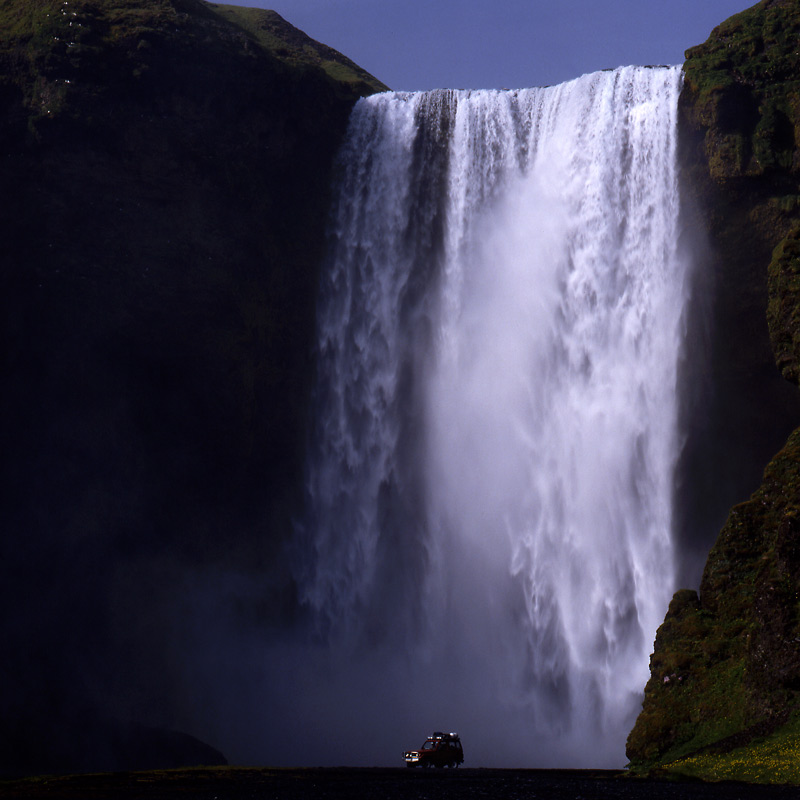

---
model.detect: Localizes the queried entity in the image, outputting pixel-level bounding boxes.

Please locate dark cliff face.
[672,0,800,587]
[0,0,384,776]
[628,0,800,776]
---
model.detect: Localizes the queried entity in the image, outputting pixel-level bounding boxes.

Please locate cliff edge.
[0,0,384,776]
[628,0,800,781]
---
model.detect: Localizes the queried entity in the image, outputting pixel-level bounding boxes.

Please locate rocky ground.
[1,768,798,800]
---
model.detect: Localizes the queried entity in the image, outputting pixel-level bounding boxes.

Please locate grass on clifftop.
[205,2,388,92]
[0,0,386,127]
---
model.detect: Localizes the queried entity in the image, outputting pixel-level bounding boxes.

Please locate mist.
[270,68,687,768]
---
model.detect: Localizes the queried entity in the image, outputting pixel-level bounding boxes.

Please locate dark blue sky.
[216,0,755,91]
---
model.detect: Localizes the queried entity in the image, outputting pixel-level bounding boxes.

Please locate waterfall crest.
[297,66,687,765]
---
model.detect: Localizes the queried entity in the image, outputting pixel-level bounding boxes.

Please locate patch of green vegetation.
[203,3,388,93]
[0,0,50,41]
[661,712,800,784]
[626,589,752,767]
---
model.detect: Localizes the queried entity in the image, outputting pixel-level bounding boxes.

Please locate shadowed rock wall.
[0,0,384,776]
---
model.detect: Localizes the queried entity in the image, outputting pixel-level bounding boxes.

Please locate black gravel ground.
[1,768,799,800]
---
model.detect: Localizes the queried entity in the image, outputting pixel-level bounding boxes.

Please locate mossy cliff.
[0,0,384,776]
[628,0,800,780]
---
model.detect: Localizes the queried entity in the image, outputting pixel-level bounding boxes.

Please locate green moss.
[661,711,800,784]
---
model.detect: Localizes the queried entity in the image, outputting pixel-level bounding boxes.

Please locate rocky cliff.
[628,0,800,781]
[0,0,384,776]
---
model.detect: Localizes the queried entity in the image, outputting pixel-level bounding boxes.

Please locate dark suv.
[403,731,464,768]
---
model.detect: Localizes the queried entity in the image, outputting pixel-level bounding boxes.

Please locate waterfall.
[296,66,687,766]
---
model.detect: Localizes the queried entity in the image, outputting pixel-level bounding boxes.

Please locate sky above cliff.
[217,0,755,91]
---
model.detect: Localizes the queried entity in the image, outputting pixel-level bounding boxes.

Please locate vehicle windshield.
[422,740,436,750]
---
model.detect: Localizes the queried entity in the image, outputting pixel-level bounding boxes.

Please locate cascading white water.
[297,66,688,766]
